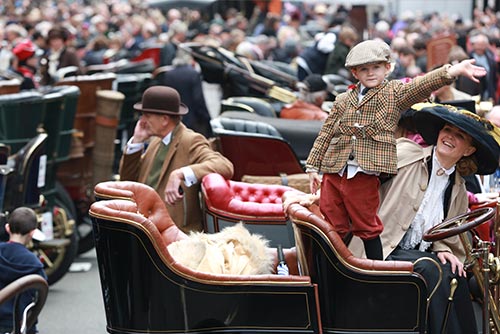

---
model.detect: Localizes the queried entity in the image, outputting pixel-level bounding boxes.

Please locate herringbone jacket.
[306,66,455,175]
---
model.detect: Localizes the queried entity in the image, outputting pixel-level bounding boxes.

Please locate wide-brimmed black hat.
[134,86,188,116]
[412,103,500,175]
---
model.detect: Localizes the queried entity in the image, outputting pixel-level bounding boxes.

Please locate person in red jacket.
[11,39,39,90]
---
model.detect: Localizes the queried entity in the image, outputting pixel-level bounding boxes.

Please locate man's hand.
[131,117,151,143]
[437,251,466,277]
[164,169,184,205]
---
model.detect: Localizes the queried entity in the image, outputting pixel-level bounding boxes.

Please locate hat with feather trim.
[412,102,500,175]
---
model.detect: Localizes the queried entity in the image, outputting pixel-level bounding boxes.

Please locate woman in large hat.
[351,103,499,333]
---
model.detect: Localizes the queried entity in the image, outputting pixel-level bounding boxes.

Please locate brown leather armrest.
[94,181,176,234]
[287,203,414,273]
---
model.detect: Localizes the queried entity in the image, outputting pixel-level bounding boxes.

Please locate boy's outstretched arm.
[447,59,487,83]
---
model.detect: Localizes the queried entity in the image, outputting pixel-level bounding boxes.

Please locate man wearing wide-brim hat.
[119,86,234,232]
[349,103,500,333]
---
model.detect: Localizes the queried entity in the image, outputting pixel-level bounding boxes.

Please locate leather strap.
[95,115,119,128]
[279,173,288,186]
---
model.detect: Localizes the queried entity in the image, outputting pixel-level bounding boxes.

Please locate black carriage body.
[292,217,428,334]
[92,215,320,334]
[91,181,431,334]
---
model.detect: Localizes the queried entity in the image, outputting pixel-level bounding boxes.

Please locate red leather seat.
[211,117,304,181]
[201,173,296,247]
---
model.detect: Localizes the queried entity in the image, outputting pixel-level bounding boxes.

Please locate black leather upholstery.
[224,96,277,118]
[217,111,322,162]
[211,117,282,137]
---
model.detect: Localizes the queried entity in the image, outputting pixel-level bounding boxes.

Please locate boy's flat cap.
[345,39,391,68]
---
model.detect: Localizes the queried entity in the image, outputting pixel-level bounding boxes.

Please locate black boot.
[363,236,383,260]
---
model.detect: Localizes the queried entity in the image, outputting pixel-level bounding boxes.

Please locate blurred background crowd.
[0,0,499,109]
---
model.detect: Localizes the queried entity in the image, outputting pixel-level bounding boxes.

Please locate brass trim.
[414,256,442,303]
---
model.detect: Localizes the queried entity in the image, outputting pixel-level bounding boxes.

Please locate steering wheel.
[423,207,495,242]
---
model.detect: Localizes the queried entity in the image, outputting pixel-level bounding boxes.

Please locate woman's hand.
[437,251,466,277]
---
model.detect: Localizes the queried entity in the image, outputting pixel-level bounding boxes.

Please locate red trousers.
[320,172,383,240]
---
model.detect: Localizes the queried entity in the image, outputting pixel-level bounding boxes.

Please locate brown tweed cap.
[345,39,392,69]
[134,86,188,115]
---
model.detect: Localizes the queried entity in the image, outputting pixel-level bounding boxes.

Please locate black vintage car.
[88,178,499,334]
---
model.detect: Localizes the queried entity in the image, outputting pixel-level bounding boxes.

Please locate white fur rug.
[168,223,274,275]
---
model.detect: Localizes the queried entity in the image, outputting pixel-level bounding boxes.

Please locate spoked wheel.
[35,204,78,285]
[423,207,495,242]
[55,181,94,255]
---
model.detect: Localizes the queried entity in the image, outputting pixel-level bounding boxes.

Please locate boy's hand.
[308,172,322,194]
[448,59,487,83]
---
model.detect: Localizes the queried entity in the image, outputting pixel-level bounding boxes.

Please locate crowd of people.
[0,1,498,101]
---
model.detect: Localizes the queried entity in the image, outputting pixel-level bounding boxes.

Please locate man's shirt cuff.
[125,138,145,154]
[181,167,197,186]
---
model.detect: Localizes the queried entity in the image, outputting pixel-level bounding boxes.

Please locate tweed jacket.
[306,66,455,175]
[349,138,468,262]
[119,123,234,232]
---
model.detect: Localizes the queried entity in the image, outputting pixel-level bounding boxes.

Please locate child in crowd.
[306,39,486,259]
[0,207,47,334]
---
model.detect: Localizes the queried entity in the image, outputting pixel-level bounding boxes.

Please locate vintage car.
[88,177,499,334]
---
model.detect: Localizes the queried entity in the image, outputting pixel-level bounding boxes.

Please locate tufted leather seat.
[211,117,281,137]
[91,179,298,272]
[0,91,45,154]
[201,173,297,247]
[202,173,292,217]
[217,111,322,163]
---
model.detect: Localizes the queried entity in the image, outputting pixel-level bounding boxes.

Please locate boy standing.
[306,39,486,260]
[0,207,47,334]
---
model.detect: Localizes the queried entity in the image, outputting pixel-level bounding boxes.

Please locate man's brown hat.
[134,86,188,115]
